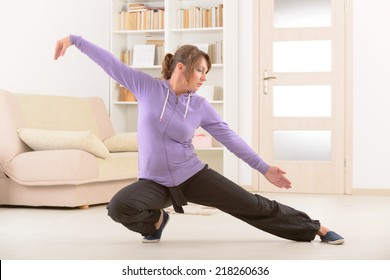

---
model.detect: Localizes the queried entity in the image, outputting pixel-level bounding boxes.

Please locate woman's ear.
[177,62,184,71]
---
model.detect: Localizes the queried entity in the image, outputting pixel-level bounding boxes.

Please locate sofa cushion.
[104,132,138,152]
[18,128,110,158]
[5,150,99,186]
[98,152,139,180]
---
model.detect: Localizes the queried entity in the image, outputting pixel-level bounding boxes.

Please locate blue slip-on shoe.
[142,210,170,243]
[320,231,345,245]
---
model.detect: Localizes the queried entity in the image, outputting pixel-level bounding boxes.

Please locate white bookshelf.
[109,0,239,179]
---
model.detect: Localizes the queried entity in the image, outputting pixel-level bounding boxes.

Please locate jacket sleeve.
[70,35,155,100]
[200,100,270,175]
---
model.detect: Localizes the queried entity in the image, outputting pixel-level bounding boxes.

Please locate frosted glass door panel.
[274,0,331,28]
[273,41,331,72]
[273,130,331,161]
[273,85,331,117]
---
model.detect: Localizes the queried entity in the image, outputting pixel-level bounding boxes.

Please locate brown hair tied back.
[161,45,212,80]
[161,53,175,80]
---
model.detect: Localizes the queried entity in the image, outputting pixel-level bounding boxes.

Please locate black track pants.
[107,166,320,241]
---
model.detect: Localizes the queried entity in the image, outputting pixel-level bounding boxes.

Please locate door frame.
[251,0,353,194]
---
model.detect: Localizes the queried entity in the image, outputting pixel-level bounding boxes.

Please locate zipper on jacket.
[162,94,179,186]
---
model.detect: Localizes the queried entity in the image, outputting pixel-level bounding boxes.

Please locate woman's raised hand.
[54,36,71,60]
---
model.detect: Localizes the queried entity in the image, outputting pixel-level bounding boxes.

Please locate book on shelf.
[218,3,223,27]
[119,85,137,102]
[127,3,146,12]
[176,4,223,29]
[118,5,164,31]
[209,40,223,64]
[192,41,223,64]
[146,34,165,66]
[121,49,131,66]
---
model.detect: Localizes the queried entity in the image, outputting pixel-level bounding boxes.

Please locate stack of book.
[176,4,223,29]
[118,3,164,30]
[194,41,223,64]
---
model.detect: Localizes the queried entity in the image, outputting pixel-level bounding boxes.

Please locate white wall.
[1,0,389,190]
[352,0,390,189]
[0,0,110,105]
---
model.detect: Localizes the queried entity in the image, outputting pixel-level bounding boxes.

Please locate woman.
[54,35,344,245]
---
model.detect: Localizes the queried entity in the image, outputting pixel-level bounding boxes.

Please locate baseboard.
[242,184,390,196]
[352,188,390,196]
[241,184,257,192]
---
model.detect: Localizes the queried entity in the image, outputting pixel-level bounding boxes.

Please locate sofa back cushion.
[0,90,115,169]
[17,94,102,137]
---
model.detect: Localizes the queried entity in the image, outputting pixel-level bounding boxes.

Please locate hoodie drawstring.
[159,88,192,122]
[160,88,170,122]
[183,93,191,119]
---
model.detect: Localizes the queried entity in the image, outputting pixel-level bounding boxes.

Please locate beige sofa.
[0,89,138,208]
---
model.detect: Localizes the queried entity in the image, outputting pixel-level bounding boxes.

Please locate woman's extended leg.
[181,167,320,242]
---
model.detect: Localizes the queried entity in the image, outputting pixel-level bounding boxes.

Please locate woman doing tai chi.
[54,35,344,245]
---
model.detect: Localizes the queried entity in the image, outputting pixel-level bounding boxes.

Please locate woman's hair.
[161,45,212,80]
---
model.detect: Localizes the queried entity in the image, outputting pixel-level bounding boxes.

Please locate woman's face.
[187,57,208,92]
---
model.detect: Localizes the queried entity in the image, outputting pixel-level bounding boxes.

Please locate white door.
[253,0,349,194]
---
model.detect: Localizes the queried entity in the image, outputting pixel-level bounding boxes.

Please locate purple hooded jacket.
[70,35,269,187]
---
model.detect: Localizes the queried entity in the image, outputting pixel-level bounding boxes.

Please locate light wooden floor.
[1,193,390,260]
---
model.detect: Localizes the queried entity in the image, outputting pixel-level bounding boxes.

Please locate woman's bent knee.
[106,197,139,223]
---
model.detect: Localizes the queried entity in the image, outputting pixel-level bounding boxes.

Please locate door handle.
[263,70,276,95]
